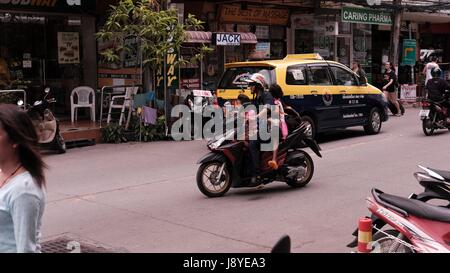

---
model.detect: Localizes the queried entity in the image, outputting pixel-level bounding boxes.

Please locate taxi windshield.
[218,66,276,89]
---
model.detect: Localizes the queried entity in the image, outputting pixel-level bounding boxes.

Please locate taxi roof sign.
[283,53,324,61]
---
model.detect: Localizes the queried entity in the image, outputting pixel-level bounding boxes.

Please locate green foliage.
[102,114,170,144]
[102,123,124,144]
[134,115,169,142]
[96,0,211,71]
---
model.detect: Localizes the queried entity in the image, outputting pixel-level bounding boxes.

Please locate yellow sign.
[219,5,289,26]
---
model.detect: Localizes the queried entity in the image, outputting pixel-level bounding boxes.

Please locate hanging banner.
[57,32,80,64]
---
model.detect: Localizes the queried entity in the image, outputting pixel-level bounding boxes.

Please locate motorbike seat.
[379,193,450,223]
[428,168,450,181]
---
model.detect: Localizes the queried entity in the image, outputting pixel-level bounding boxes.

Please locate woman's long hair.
[0,104,47,187]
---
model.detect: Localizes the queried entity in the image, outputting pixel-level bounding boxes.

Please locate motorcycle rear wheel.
[422,119,435,136]
[196,161,231,198]
[55,133,66,154]
[372,230,414,253]
[286,151,314,188]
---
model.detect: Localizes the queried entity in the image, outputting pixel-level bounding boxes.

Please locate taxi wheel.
[364,108,382,135]
[300,116,316,139]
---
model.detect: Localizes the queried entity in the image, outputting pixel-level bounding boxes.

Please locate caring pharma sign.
[342,7,392,25]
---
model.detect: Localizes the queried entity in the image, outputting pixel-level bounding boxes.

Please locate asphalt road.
[41,108,450,252]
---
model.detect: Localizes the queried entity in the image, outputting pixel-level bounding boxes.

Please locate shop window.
[218,66,275,89]
[307,66,332,86]
[270,26,285,40]
[329,66,358,86]
[286,65,307,85]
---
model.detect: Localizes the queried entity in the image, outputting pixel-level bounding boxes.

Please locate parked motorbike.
[347,166,450,253]
[412,165,450,204]
[18,87,66,153]
[196,121,322,197]
[420,90,450,136]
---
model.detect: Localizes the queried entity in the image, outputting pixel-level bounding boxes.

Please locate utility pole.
[389,0,403,72]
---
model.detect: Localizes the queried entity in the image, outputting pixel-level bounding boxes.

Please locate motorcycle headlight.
[208,137,225,150]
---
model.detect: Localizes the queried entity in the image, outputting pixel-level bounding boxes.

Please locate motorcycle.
[196,121,322,198]
[347,166,450,253]
[420,90,450,136]
[18,87,66,154]
[412,165,450,204]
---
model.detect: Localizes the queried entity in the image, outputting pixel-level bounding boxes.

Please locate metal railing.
[0,89,27,109]
[99,84,143,128]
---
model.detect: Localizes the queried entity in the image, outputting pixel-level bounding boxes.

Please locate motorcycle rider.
[426,67,450,125]
[244,73,275,185]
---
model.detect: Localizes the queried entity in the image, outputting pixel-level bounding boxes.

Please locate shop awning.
[185,31,212,43]
[185,31,258,44]
[239,32,258,44]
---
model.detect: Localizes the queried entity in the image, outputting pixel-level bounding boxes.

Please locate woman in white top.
[0,104,47,253]
[423,56,440,85]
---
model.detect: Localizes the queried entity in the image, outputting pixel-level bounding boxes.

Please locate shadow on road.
[315,129,368,144]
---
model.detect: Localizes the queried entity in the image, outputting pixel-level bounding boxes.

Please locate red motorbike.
[196,122,322,198]
[348,166,450,253]
[420,90,450,136]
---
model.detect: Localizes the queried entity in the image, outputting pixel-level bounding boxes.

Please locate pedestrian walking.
[0,104,47,253]
[383,61,402,117]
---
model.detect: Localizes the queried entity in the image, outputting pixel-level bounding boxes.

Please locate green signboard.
[342,7,392,25]
[402,39,417,66]
[0,0,96,13]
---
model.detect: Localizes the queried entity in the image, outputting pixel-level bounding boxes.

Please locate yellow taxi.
[215,53,388,138]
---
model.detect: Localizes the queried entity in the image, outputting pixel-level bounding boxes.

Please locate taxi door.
[327,64,367,126]
[305,64,343,130]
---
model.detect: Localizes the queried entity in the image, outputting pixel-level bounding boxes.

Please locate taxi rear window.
[218,67,276,89]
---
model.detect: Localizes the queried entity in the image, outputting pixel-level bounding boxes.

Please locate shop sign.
[0,0,96,13]
[215,33,241,46]
[325,21,338,36]
[219,4,289,26]
[181,79,200,89]
[57,32,80,64]
[402,39,417,66]
[400,84,417,101]
[155,52,179,100]
[341,7,392,25]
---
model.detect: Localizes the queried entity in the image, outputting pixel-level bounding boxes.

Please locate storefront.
[0,0,97,116]
[291,6,396,84]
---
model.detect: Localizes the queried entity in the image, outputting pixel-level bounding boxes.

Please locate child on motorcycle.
[268,84,288,170]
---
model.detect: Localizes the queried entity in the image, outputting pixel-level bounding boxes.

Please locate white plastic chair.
[70,86,96,123]
[107,86,139,125]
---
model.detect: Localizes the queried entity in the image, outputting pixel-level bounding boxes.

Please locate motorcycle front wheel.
[422,119,435,136]
[286,151,314,188]
[196,161,231,198]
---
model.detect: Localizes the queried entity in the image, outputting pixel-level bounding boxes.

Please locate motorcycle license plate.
[419,109,430,118]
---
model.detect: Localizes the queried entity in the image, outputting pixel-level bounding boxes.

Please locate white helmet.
[244,73,268,89]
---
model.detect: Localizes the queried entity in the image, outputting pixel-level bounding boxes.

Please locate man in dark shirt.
[426,68,450,123]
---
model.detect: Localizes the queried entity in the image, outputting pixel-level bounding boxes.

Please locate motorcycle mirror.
[45,87,50,93]
[17,100,24,106]
[271,235,291,253]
